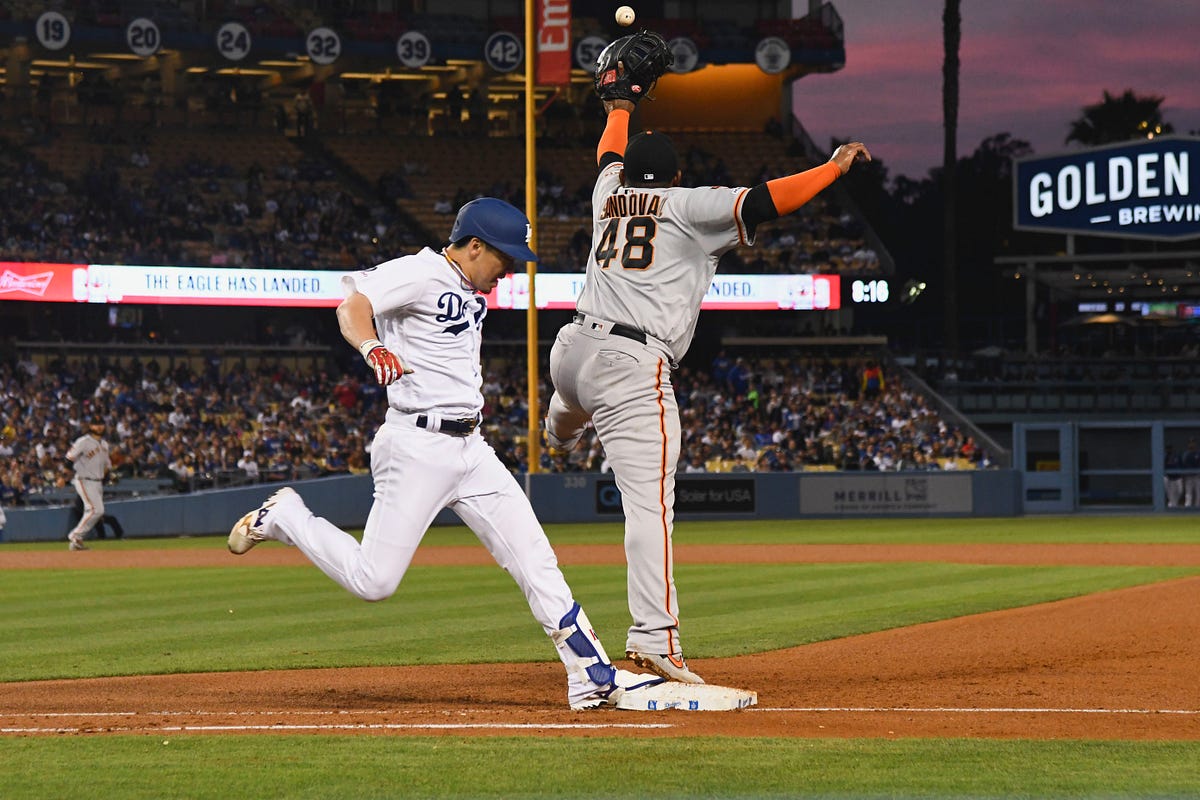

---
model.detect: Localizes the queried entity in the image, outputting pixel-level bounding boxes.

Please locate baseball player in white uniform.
[545,96,871,683]
[66,418,113,551]
[229,197,661,709]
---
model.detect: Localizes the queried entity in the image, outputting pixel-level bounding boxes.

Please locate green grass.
[2,517,1198,799]
[0,560,1192,681]
[2,737,1198,799]
[4,514,1199,550]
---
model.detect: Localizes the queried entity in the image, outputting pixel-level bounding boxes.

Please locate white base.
[614,682,757,711]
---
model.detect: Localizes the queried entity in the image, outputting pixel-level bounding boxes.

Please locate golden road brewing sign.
[1014,137,1200,241]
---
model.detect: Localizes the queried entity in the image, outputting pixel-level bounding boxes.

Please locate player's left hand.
[829,142,872,176]
[594,31,673,105]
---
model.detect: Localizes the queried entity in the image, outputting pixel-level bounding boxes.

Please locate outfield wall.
[1,470,1019,543]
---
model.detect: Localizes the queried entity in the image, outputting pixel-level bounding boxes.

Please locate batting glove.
[359,338,412,385]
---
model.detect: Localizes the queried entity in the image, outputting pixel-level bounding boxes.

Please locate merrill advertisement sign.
[1013,136,1200,241]
[799,474,973,515]
[596,478,755,515]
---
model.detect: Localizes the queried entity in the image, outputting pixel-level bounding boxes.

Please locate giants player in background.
[228,198,661,709]
[66,417,113,551]
[545,95,870,683]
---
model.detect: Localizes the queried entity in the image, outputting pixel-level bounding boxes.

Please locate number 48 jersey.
[576,161,755,363]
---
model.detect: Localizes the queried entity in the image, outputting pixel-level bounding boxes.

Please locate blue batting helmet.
[449,197,538,263]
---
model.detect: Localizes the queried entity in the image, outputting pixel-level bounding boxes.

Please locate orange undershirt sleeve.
[765,162,842,216]
[597,108,631,165]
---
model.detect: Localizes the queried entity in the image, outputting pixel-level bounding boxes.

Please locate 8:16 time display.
[851,279,889,304]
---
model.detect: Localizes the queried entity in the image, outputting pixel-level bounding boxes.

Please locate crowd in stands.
[538,351,990,475]
[0,350,383,508]
[0,348,991,509]
[0,123,423,271]
[2,91,881,276]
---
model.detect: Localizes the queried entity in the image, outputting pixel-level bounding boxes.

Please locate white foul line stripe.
[748,706,1200,715]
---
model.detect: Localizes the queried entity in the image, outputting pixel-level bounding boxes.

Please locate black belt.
[573,313,646,344]
[415,414,479,437]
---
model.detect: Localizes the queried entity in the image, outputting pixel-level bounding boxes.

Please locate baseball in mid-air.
[615,5,636,26]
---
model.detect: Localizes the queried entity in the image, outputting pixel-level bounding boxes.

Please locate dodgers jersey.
[67,433,111,480]
[576,161,754,361]
[342,247,487,418]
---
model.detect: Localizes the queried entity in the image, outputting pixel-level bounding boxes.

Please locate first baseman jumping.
[229,197,660,709]
[546,31,871,683]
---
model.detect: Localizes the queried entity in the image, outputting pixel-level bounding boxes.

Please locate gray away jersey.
[575,161,754,361]
[67,434,111,480]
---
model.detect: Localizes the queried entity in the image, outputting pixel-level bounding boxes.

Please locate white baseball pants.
[547,320,684,658]
[265,415,576,636]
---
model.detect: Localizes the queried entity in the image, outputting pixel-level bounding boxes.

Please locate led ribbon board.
[1,263,842,310]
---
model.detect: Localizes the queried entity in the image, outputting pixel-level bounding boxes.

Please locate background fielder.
[546,32,871,683]
[228,197,660,710]
[66,417,112,551]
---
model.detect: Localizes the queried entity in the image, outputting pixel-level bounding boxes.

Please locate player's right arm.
[739,142,872,236]
[337,291,411,385]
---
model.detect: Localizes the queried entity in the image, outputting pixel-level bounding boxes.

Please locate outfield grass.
[2,516,1197,799]
[4,514,1200,551]
[3,737,1198,799]
[0,561,1192,680]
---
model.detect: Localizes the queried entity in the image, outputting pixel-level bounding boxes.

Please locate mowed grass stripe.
[1,736,1198,799]
[1,563,1191,681]
[5,513,1200,553]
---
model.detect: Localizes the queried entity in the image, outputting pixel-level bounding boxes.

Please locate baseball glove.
[594,30,673,104]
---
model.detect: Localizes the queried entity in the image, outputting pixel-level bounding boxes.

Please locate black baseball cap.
[623,131,679,186]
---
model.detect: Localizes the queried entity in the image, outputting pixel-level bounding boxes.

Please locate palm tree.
[942,0,961,356]
[1066,89,1174,146]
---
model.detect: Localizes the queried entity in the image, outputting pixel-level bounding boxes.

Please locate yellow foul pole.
[524,0,541,474]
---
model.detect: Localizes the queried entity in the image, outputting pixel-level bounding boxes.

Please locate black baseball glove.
[594,30,673,104]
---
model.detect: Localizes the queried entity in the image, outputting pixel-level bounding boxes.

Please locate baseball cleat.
[228,487,297,555]
[626,651,705,684]
[571,668,666,710]
[68,536,88,551]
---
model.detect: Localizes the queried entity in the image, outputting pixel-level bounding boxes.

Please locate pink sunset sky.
[791,0,1200,180]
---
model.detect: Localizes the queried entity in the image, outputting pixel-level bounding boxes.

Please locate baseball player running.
[545,31,871,683]
[229,197,661,709]
[66,417,113,551]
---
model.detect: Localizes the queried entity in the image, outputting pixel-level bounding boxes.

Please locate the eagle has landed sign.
[1014,137,1200,241]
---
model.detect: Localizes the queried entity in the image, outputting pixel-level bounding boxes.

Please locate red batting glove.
[359,338,411,385]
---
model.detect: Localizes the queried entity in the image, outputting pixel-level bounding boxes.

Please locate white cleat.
[68,535,88,551]
[228,487,297,555]
[571,668,666,710]
[627,651,706,684]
